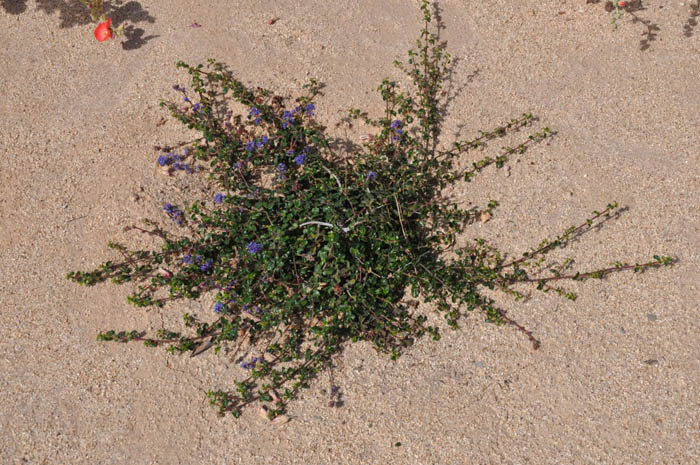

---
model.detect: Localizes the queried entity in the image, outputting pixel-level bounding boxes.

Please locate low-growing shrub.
[68,0,674,420]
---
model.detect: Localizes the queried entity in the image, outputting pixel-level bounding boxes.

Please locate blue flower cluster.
[163,203,184,226]
[242,305,262,315]
[240,357,264,371]
[247,241,263,254]
[157,153,197,174]
[214,302,225,313]
[291,146,310,166]
[304,103,315,117]
[214,193,225,204]
[282,109,295,129]
[172,84,190,103]
[391,119,403,142]
[244,135,270,152]
[249,107,261,125]
[276,163,287,182]
[180,254,213,271]
[200,259,213,272]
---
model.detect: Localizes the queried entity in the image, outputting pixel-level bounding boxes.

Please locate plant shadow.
[684,1,699,38]
[624,2,660,51]
[1,0,157,50]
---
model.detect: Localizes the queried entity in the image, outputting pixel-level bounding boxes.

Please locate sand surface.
[1,1,699,463]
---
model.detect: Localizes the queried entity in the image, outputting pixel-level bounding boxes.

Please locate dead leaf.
[480,211,492,223]
[259,405,269,420]
[190,337,215,358]
[271,414,290,425]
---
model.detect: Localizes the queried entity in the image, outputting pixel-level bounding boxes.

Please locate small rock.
[647,313,657,322]
[504,165,511,177]
[643,359,659,365]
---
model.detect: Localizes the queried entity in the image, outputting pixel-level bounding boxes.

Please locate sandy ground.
[1,0,699,463]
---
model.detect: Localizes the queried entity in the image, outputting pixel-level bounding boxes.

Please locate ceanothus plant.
[68,1,674,420]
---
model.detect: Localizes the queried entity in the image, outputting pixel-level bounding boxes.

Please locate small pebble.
[647,313,657,322]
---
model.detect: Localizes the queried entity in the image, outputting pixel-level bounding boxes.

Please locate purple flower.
[305,103,315,116]
[164,204,184,226]
[200,259,213,272]
[182,254,194,265]
[247,241,263,254]
[282,110,294,129]
[391,120,403,142]
[261,135,269,145]
[157,155,169,166]
[214,193,224,204]
[245,141,255,152]
[277,163,287,173]
[193,102,202,112]
[249,107,260,117]
[214,302,225,313]
[367,171,376,180]
[294,153,306,166]
[240,357,264,370]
